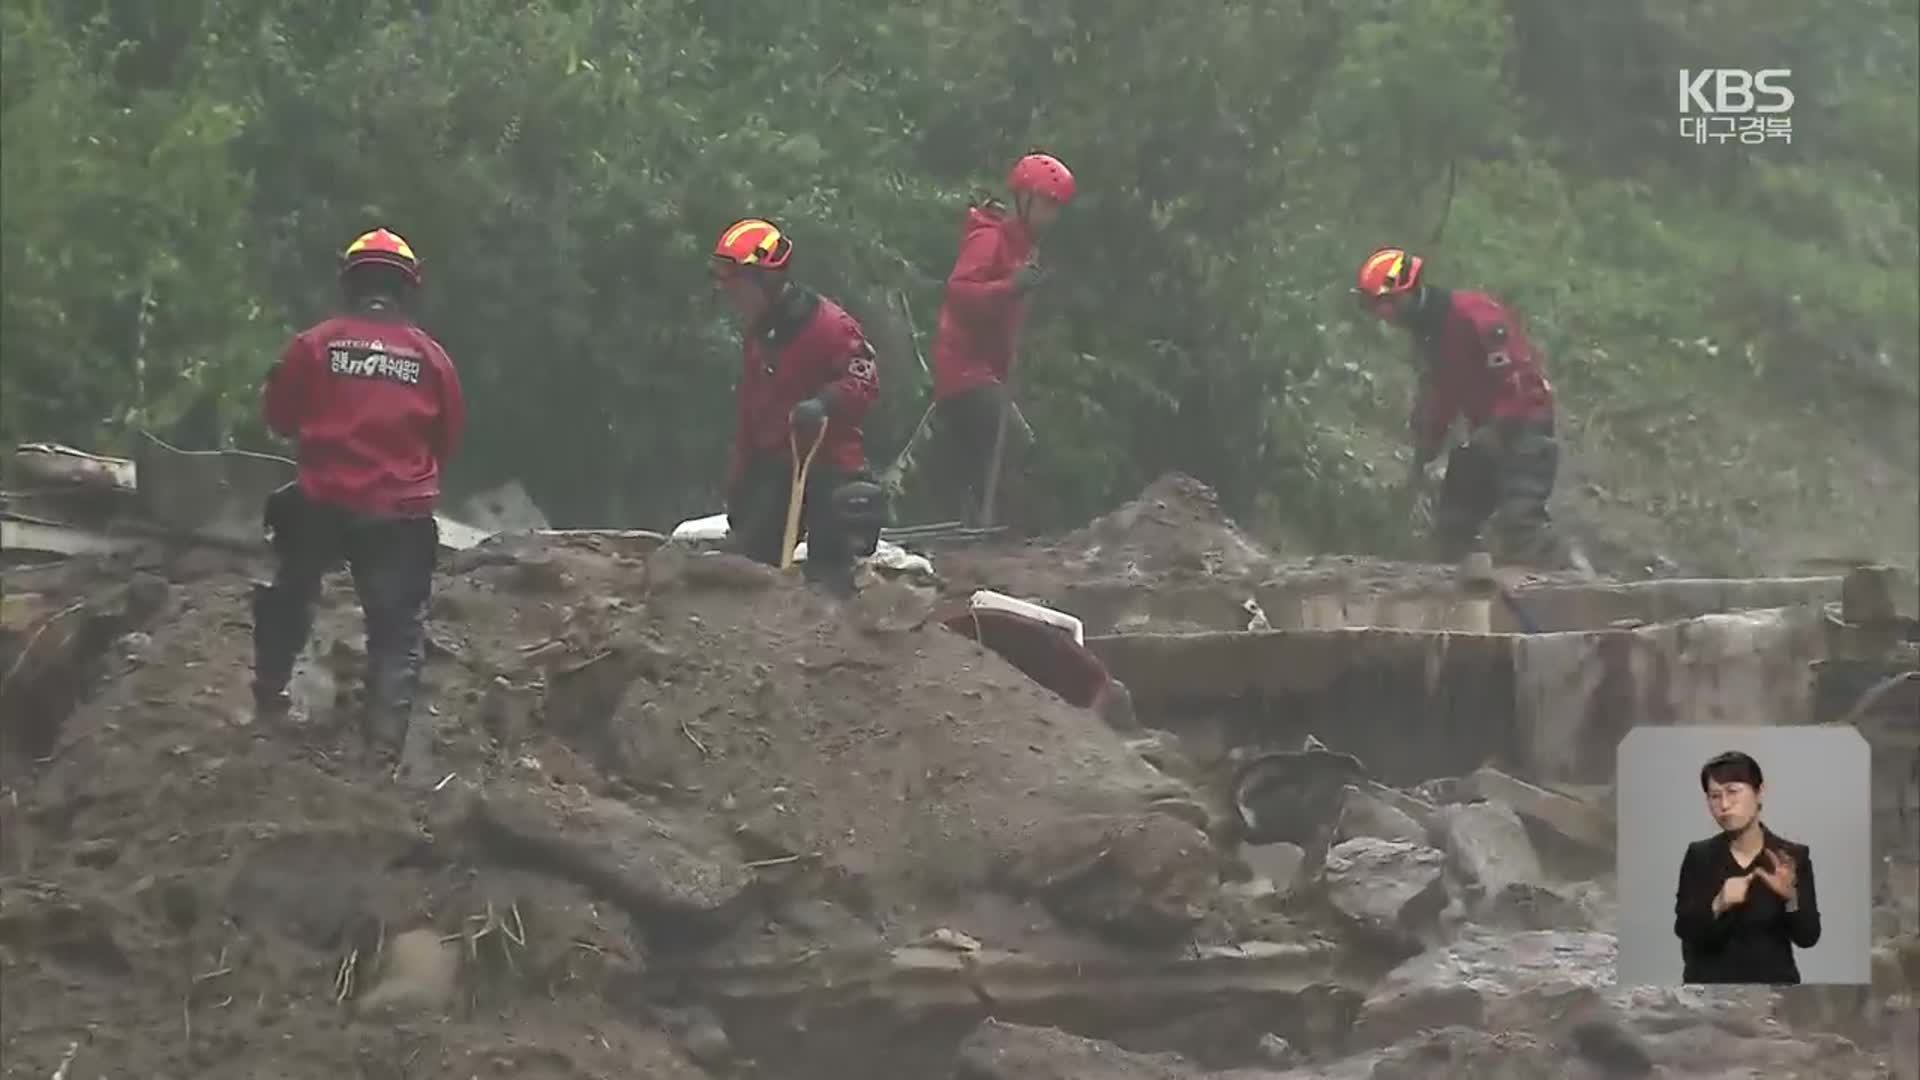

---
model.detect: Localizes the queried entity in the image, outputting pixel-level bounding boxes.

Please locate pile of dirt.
[935,473,1598,636]
[942,474,1276,595]
[0,532,1228,1078]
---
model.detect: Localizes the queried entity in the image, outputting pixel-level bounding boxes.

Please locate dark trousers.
[252,484,437,755]
[727,451,873,595]
[1433,418,1565,565]
[932,383,1030,530]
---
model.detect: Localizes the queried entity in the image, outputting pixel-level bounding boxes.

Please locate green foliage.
[2,0,1915,567]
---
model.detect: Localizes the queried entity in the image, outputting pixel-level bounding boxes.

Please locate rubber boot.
[361,635,425,769]
[251,581,309,723]
[804,558,858,600]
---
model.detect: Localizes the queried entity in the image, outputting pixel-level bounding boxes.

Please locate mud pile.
[0,532,1225,1078]
[938,472,1597,636]
[1,486,1914,1080]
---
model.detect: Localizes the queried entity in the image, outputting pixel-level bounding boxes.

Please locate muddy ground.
[2,477,1915,1079]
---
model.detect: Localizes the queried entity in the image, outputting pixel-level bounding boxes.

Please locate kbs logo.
[1677,69,1793,146]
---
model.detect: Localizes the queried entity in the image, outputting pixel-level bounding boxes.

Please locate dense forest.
[4,0,1916,570]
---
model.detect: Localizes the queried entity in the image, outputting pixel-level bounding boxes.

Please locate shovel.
[781,420,829,570]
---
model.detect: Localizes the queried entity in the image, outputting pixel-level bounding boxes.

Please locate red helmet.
[1008,152,1075,205]
[341,228,422,285]
[1355,247,1422,299]
[712,218,793,271]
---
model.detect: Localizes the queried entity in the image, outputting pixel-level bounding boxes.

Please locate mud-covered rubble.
[2,481,1915,1079]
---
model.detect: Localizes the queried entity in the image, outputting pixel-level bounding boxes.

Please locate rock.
[1356,930,1785,1052]
[359,928,457,1014]
[1239,842,1306,896]
[1128,733,1202,786]
[1365,1026,1576,1080]
[680,551,780,591]
[73,839,120,869]
[1474,878,1593,932]
[1331,784,1429,846]
[1437,801,1546,908]
[1003,812,1219,945]
[849,578,938,635]
[1320,838,1446,946]
[656,1004,732,1068]
[1458,767,1613,853]
[1253,1033,1299,1068]
[1567,1018,1653,1077]
[953,1020,1208,1080]
[468,788,751,936]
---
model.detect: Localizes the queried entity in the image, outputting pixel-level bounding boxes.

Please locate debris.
[1457,766,1613,853]
[1321,837,1449,948]
[919,928,983,953]
[1332,784,1430,847]
[1242,596,1271,631]
[939,598,1111,708]
[468,787,752,935]
[358,928,458,1014]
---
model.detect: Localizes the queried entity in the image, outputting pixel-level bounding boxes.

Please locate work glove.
[1012,263,1048,294]
[789,396,830,438]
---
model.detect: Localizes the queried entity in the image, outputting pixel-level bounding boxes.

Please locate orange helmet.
[341,228,422,284]
[1008,152,1075,204]
[712,218,793,272]
[1355,247,1422,299]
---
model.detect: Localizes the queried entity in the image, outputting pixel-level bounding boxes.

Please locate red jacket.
[729,287,879,492]
[264,309,464,517]
[1410,290,1555,457]
[932,202,1032,400]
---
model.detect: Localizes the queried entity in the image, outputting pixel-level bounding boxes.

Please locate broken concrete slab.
[1438,801,1544,901]
[1457,766,1612,852]
[682,938,1348,1079]
[1091,608,1829,790]
[467,787,751,937]
[954,1020,1210,1080]
[1001,811,1220,944]
[1238,842,1307,898]
[1331,784,1429,847]
[1320,838,1447,949]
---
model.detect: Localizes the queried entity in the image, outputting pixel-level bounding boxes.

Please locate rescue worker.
[713,218,885,597]
[253,228,464,772]
[929,151,1075,530]
[1354,247,1570,567]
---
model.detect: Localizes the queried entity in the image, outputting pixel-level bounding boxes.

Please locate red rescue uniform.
[932,203,1033,401]
[1410,290,1555,456]
[728,288,879,494]
[264,312,465,517]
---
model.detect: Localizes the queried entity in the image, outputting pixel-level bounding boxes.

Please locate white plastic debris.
[969,589,1084,644]
[670,513,732,543]
[669,512,935,576]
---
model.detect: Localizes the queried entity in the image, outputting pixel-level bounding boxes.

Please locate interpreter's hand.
[1753,849,1798,901]
[1713,871,1756,914]
[1012,263,1048,294]
[789,397,829,437]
